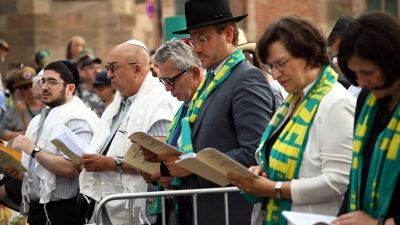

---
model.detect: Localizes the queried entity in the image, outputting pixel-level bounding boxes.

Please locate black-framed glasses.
[37,79,67,88]
[8,63,24,70]
[105,62,137,73]
[159,70,188,87]
[267,56,290,73]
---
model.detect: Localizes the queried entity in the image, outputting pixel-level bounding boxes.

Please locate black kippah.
[59,60,80,87]
[332,16,354,32]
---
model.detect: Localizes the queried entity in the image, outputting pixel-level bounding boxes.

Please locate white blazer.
[256,81,356,219]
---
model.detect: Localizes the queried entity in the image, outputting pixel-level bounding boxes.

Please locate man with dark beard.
[4,61,99,225]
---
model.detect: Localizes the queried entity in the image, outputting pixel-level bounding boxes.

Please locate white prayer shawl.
[80,72,179,225]
[22,96,99,204]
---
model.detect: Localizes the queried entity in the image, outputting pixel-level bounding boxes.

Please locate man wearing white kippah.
[79,39,180,224]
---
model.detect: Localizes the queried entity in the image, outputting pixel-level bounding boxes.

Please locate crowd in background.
[0,0,398,225]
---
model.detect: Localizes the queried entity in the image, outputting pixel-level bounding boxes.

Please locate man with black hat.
[77,57,104,116]
[158,0,274,224]
[4,60,99,225]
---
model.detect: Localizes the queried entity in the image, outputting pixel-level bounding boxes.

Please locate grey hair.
[154,38,202,71]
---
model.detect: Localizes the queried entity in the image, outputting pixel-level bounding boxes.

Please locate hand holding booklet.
[282,211,336,225]
[121,131,259,186]
[118,130,161,174]
[50,125,89,164]
[0,135,27,172]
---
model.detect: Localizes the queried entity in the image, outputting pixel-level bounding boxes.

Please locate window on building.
[367,0,399,17]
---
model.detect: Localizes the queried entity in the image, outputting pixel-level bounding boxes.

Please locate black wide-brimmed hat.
[173,0,248,34]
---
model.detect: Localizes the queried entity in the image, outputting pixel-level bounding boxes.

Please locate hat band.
[187,13,233,28]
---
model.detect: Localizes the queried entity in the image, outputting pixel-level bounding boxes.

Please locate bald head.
[107,41,152,97]
[111,43,150,75]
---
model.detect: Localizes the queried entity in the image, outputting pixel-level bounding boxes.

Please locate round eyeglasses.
[268,56,290,73]
[159,70,188,87]
[37,79,67,88]
[188,36,209,48]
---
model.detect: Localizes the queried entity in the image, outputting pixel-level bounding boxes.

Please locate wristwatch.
[275,181,283,199]
[114,157,125,174]
[31,146,41,158]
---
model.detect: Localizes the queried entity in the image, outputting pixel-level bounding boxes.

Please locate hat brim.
[172,14,248,34]
[238,42,256,52]
[92,80,111,85]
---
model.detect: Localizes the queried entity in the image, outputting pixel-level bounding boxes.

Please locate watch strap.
[31,147,41,158]
[114,157,125,174]
[275,181,283,199]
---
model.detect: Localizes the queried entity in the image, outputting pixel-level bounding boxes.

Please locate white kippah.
[38,69,44,76]
[124,39,148,52]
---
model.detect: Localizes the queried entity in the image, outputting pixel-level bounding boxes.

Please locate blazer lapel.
[191,84,223,138]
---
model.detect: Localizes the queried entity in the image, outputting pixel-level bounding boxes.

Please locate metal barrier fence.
[94,187,241,225]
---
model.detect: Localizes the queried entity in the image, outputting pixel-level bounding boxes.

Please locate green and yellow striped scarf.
[179,49,245,153]
[151,49,245,214]
[243,65,337,225]
[150,104,187,214]
[349,92,400,218]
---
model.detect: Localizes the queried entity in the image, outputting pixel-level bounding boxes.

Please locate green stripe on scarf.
[179,49,245,154]
[151,104,187,214]
[151,49,245,214]
[349,93,400,218]
[242,65,338,225]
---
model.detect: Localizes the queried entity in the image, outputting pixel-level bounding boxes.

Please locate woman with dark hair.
[227,14,355,225]
[333,11,400,225]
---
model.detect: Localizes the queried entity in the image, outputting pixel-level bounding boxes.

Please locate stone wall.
[0,0,368,77]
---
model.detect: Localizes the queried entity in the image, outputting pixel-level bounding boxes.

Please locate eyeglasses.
[33,95,44,102]
[9,63,24,70]
[37,79,67,88]
[268,56,290,72]
[188,27,226,48]
[189,36,210,48]
[105,63,137,73]
[159,70,188,87]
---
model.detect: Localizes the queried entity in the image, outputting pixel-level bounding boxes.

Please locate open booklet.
[50,125,89,165]
[118,130,161,174]
[282,211,336,225]
[0,135,27,172]
[123,131,259,187]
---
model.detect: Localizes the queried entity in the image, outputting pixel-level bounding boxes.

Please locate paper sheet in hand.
[175,148,259,187]
[282,211,336,225]
[119,131,182,155]
[51,125,89,164]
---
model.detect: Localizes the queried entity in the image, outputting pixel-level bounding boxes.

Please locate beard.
[43,87,67,108]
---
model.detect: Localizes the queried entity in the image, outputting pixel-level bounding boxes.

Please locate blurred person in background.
[92,70,115,117]
[34,49,51,74]
[227,14,355,225]
[237,28,286,111]
[32,69,46,110]
[0,39,10,64]
[334,11,400,225]
[72,48,95,70]
[65,36,85,63]
[4,63,25,109]
[327,16,361,98]
[149,49,161,77]
[76,57,104,115]
[0,66,40,140]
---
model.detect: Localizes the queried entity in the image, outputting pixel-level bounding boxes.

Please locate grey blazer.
[181,60,274,225]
